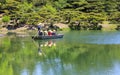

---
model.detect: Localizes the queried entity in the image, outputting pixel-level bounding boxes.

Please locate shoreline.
[0,23,70,33]
[0,22,118,34]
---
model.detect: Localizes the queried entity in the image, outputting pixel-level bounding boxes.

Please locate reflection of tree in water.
[1,36,120,75]
[0,36,38,75]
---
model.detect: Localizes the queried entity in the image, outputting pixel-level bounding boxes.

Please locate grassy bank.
[100,21,118,31]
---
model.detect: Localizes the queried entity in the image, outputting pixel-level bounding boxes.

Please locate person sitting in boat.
[38,30,43,36]
[52,30,56,35]
[48,29,52,36]
[44,30,48,36]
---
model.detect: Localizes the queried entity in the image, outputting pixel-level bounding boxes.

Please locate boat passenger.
[50,30,53,35]
[38,30,43,36]
[52,30,56,35]
[44,30,48,36]
[48,30,52,36]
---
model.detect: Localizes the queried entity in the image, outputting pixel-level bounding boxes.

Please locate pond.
[0,31,120,75]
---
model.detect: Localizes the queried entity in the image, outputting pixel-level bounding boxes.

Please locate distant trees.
[0,0,120,30]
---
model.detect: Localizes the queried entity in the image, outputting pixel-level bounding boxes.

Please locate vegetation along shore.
[0,0,120,32]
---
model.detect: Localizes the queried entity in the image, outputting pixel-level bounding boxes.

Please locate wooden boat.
[32,34,64,40]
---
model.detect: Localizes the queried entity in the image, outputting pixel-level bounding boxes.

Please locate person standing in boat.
[37,25,41,31]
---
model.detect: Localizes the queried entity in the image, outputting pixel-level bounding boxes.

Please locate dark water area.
[0,31,120,75]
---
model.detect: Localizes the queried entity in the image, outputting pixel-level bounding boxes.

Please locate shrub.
[2,16,10,23]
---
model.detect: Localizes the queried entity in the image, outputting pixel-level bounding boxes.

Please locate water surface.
[0,31,120,75]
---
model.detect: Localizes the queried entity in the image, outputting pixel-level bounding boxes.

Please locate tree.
[0,0,6,4]
[2,15,10,26]
[54,0,67,10]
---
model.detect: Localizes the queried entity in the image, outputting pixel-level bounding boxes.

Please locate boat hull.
[32,34,64,40]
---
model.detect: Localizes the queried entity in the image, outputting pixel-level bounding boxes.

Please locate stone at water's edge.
[54,23,69,29]
[0,34,5,37]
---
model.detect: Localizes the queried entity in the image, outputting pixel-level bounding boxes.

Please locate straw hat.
[53,30,56,32]
[48,29,52,32]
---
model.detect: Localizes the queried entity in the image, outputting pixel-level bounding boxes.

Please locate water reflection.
[38,46,43,56]
[1,31,120,75]
[39,40,56,47]
[37,40,56,56]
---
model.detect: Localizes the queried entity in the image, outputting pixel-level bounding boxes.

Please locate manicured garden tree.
[0,0,120,30]
[54,0,67,11]
[2,15,10,27]
[109,12,120,24]
[87,14,103,30]
[60,10,77,24]
[103,0,117,15]
[110,12,120,30]
[38,4,61,23]
[11,2,38,26]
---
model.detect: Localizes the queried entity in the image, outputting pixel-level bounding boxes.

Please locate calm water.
[0,31,120,75]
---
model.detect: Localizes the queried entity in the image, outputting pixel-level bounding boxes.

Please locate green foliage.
[2,15,10,23]
[54,0,67,10]
[45,4,57,14]
[0,0,120,30]
[18,2,33,13]
[109,12,120,23]
[0,0,6,4]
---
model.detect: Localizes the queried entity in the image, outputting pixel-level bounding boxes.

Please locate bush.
[2,16,10,23]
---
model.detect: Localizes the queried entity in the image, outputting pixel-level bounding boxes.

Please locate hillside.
[0,0,120,30]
